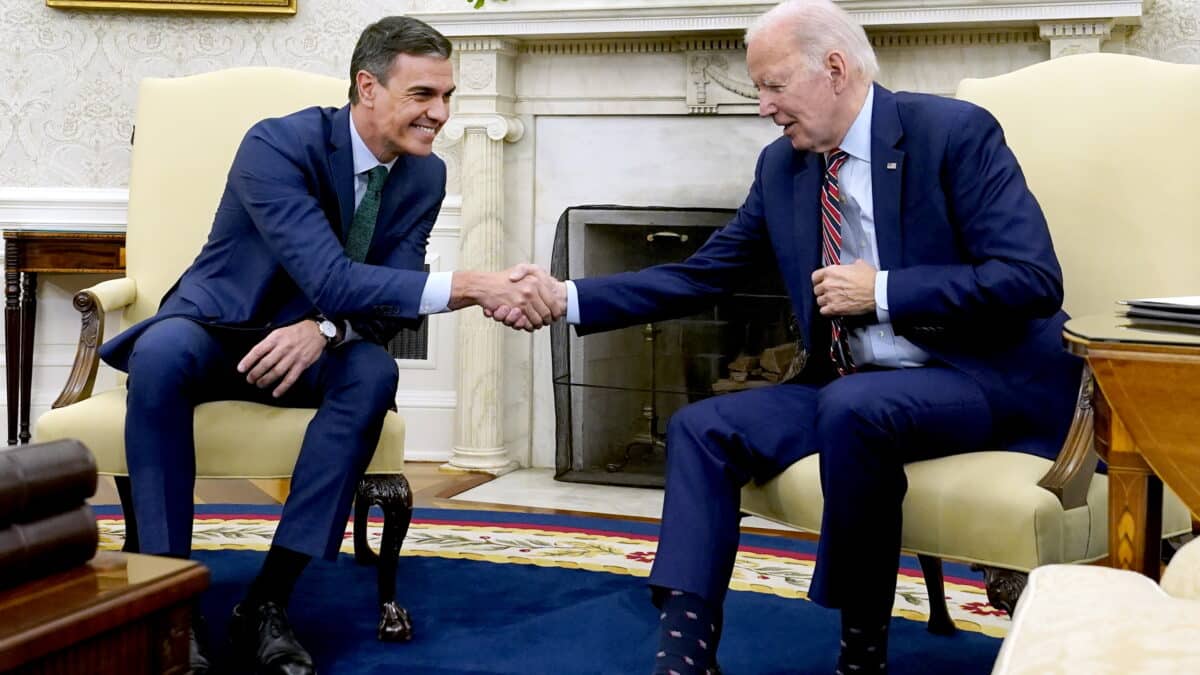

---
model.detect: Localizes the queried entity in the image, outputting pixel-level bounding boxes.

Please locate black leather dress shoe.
[189,624,210,675]
[229,601,315,675]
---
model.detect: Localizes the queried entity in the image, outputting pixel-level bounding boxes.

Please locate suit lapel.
[870,85,905,271]
[791,151,823,345]
[328,105,356,241]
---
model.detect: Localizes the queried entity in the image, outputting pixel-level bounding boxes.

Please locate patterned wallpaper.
[1,0,1198,188]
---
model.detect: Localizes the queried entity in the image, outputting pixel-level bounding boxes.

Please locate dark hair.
[348,16,452,104]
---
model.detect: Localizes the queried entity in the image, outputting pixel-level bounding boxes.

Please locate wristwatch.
[313,317,340,347]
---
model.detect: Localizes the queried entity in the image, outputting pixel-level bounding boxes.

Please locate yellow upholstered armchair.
[741,53,1199,630]
[35,68,414,641]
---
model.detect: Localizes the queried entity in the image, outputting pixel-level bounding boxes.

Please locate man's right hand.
[448,265,565,331]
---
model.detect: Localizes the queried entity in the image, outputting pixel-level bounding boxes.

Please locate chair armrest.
[1036,366,1100,510]
[51,278,138,409]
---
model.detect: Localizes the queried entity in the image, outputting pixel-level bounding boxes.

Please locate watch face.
[318,320,337,339]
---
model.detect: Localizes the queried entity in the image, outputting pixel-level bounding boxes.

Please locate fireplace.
[550,206,793,487]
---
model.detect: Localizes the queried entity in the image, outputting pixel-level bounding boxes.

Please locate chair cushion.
[991,564,1200,674]
[740,451,1192,571]
[34,388,405,478]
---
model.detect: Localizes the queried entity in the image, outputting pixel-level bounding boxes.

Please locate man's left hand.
[813,259,877,316]
[238,321,326,398]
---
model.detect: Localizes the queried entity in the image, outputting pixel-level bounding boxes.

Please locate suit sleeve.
[885,104,1064,324]
[572,151,774,336]
[227,121,428,321]
[347,193,445,345]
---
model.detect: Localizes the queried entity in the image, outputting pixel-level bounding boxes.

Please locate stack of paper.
[1120,296,1200,331]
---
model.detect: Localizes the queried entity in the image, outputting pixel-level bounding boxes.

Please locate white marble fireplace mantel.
[413,0,1145,37]
[408,0,1142,473]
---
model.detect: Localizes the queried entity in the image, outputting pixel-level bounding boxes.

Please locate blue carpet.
[96,506,1002,674]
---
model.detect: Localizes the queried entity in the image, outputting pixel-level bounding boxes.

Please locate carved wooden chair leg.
[970,565,1028,616]
[114,475,140,553]
[353,474,415,642]
[917,554,957,635]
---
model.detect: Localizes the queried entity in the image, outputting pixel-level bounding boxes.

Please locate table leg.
[1095,389,1164,579]
[18,271,36,444]
[4,241,19,445]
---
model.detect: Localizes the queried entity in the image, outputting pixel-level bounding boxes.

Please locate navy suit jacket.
[102,104,446,371]
[573,86,1082,459]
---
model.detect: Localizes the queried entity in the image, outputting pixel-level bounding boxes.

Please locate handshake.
[449,263,567,332]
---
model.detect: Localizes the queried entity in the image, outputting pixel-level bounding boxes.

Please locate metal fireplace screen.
[550,206,794,488]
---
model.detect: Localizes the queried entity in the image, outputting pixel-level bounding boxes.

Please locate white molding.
[394,389,457,410]
[402,448,453,462]
[0,187,129,232]
[413,1,1145,38]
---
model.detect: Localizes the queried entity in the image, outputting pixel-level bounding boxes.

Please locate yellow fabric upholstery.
[741,53,1200,572]
[742,453,1191,571]
[992,538,1200,674]
[36,389,404,478]
[34,67,405,478]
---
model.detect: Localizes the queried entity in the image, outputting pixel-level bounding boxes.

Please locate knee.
[126,319,209,387]
[665,398,720,443]
[339,345,399,412]
[815,378,887,445]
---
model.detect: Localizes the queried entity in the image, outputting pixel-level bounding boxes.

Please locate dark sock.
[244,545,311,609]
[836,607,890,675]
[652,590,721,675]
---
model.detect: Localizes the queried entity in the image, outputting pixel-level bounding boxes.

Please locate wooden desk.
[1064,314,1200,580]
[3,230,125,445]
[0,551,208,674]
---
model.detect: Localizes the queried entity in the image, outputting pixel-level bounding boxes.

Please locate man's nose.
[429,98,450,122]
[758,94,775,117]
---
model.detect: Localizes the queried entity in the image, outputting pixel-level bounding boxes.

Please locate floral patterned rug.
[95,504,1010,641]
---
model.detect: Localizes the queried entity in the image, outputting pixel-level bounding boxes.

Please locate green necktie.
[345,165,388,262]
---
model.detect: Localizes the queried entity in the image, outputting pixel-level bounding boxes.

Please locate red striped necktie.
[820,148,856,376]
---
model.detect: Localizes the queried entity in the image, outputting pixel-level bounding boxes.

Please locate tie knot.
[365,165,388,192]
[825,149,849,177]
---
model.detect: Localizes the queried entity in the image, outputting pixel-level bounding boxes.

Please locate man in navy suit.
[500,1,1080,672]
[100,16,562,675]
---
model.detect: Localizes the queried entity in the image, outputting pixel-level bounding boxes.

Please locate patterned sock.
[652,590,721,675]
[835,608,890,675]
[245,545,311,609]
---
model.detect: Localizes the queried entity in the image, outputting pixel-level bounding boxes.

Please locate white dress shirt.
[565,85,929,369]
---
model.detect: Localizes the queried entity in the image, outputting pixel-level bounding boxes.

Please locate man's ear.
[355,70,377,107]
[826,51,850,93]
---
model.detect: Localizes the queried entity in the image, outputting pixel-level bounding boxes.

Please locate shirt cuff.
[566,280,581,325]
[341,320,361,345]
[419,271,453,315]
[874,270,890,323]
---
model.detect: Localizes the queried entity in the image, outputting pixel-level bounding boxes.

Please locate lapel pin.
[886,162,897,170]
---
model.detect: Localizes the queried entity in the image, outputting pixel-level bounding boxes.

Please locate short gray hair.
[349,16,453,104]
[746,0,879,81]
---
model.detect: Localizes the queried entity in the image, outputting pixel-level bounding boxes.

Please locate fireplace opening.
[550,206,794,488]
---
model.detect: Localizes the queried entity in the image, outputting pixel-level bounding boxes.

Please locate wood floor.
[89,462,495,510]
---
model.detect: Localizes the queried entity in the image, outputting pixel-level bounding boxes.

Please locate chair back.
[956,54,1200,317]
[123,67,347,327]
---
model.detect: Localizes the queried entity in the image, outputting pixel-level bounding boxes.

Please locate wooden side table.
[1063,314,1200,580]
[0,551,208,674]
[3,230,125,445]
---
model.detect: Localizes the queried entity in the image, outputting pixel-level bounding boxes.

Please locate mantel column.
[1039,20,1115,58]
[441,38,525,474]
